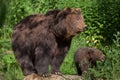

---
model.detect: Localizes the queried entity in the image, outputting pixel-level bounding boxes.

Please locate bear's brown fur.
[11,8,87,76]
[74,47,105,75]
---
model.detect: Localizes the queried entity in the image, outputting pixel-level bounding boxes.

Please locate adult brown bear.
[11,8,87,76]
[74,47,105,75]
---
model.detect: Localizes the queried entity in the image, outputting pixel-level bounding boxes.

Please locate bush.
[78,32,120,80]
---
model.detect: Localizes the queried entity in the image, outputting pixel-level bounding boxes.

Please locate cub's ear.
[88,48,94,58]
[57,7,71,18]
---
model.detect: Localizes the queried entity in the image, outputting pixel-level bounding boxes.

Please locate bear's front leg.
[51,53,66,75]
[51,46,69,75]
[34,47,51,77]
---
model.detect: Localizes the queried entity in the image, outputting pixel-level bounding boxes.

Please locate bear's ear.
[57,7,71,18]
[88,48,94,58]
[71,8,81,14]
[63,7,71,12]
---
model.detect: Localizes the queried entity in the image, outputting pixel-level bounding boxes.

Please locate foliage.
[80,32,120,80]
[0,0,120,80]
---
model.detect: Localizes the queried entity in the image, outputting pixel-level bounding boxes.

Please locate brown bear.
[11,8,87,76]
[74,47,105,75]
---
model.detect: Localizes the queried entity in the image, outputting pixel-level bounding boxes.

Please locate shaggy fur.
[11,8,87,76]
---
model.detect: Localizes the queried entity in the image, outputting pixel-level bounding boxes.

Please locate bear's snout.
[101,55,106,62]
[77,25,87,33]
[83,25,87,31]
[80,25,87,32]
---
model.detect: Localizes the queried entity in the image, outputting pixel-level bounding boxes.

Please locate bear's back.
[74,48,90,62]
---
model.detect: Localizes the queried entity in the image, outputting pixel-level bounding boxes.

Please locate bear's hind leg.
[14,50,36,76]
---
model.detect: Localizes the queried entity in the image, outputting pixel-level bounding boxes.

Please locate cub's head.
[88,48,106,62]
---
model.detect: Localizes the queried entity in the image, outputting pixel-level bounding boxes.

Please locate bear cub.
[74,47,105,75]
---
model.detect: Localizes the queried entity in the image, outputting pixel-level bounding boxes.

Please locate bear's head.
[52,8,87,39]
[88,48,106,62]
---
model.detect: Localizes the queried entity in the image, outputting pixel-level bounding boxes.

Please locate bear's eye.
[77,18,80,21]
[73,18,80,24]
[76,19,80,22]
